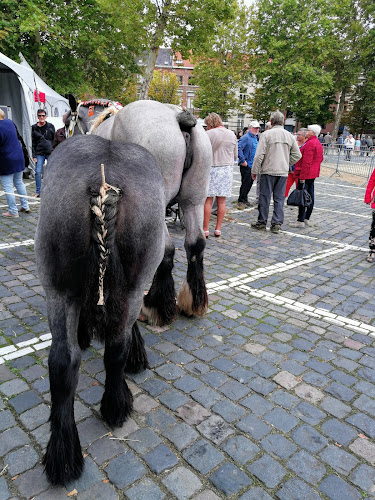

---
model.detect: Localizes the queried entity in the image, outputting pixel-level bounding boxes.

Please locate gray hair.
[270,111,284,126]
[307,124,322,137]
[265,121,272,130]
[298,128,308,136]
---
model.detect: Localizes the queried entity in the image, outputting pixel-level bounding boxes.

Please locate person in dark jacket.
[52,112,69,151]
[0,110,30,217]
[32,109,55,197]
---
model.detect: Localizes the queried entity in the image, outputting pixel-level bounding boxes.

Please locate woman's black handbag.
[287,187,312,207]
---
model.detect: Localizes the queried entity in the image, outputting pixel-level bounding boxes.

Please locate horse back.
[35,136,165,299]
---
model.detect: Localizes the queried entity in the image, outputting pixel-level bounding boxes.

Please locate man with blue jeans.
[0,110,30,217]
[237,120,260,209]
[32,110,55,197]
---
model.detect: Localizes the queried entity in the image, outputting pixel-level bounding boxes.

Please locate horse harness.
[67,100,122,138]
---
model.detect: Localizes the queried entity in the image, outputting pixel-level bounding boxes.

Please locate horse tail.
[77,165,123,345]
[177,110,197,171]
[90,165,123,307]
[91,106,119,132]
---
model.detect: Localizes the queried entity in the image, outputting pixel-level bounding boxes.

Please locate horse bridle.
[67,103,86,137]
[67,100,122,138]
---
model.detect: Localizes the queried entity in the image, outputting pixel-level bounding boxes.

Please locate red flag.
[34,90,46,103]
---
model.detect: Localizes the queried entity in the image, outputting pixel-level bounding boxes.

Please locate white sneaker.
[304,219,311,226]
[290,221,305,228]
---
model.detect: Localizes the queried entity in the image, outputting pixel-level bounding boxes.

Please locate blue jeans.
[258,174,287,225]
[0,171,29,215]
[35,155,49,194]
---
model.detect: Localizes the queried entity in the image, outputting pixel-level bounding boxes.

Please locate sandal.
[204,230,209,239]
[214,230,221,237]
[367,252,375,263]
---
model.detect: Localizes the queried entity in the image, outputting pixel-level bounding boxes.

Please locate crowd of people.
[203,110,326,236]
[203,111,375,262]
[1,106,375,263]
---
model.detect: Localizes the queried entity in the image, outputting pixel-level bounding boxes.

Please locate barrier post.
[330,145,342,178]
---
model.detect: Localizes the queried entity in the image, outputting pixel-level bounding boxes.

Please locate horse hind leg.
[43,295,83,486]
[100,325,134,428]
[140,233,177,326]
[178,235,208,316]
[124,321,149,373]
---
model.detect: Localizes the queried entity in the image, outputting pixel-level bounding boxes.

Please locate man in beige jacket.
[250,111,302,233]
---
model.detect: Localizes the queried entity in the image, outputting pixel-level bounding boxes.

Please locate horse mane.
[91,107,119,131]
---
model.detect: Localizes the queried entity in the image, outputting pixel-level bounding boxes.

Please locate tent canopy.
[0,51,69,153]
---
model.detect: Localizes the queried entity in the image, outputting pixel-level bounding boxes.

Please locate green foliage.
[192,2,254,119]
[0,0,139,99]
[247,0,374,134]
[99,0,238,98]
[248,0,338,126]
[148,70,180,104]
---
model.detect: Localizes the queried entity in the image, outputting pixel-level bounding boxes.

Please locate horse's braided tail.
[177,109,197,171]
[90,164,122,306]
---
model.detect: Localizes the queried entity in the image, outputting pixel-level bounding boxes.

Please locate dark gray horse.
[35,135,165,485]
[65,99,121,136]
[69,99,213,325]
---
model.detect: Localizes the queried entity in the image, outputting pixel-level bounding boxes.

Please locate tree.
[192,2,255,119]
[337,0,375,136]
[99,0,238,99]
[248,0,337,128]
[0,0,139,99]
[148,70,180,104]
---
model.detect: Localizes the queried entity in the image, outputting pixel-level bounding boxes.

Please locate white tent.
[0,51,69,154]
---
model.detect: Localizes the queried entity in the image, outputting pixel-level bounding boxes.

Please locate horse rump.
[35,135,165,485]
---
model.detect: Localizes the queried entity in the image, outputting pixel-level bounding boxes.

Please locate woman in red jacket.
[290,124,324,228]
[364,169,375,262]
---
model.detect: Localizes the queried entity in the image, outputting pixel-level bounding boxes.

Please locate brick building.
[136,49,198,112]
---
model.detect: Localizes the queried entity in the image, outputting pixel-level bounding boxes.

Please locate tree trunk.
[139,47,159,100]
[331,90,346,141]
[138,1,171,100]
[32,31,45,80]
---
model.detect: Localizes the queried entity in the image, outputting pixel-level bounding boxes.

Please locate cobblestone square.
[1,172,375,498]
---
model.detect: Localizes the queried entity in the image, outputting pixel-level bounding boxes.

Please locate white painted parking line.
[207,247,349,293]
[234,285,375,338]
[0,239,35,250]
[314,207,370,218]
[235,221,368,251]
[0,333,52,365]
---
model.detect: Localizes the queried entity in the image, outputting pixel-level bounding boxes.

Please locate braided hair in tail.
[90,164,122,306]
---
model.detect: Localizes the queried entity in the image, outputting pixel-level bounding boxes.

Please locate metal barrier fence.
[321,144,375,186]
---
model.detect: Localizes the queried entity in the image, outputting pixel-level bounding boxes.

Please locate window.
[239,88,247,105]
[188,76,195,85]
[237,114,244,130]
[178,75,183,85]
[187,92,194,110]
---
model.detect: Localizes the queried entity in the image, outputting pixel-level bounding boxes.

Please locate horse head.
[66,99,122,138]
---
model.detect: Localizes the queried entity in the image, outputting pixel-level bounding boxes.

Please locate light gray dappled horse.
[70,99,213,325]
[35,135,166,485]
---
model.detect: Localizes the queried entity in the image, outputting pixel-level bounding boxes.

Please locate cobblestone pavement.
[1,173,375,499]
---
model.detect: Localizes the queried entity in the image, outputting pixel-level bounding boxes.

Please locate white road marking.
[0,239,35,250]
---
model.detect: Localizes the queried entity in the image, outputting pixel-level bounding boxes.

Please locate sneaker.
[2,211,19,218]
[19,207,31,214]
[304,219,311,226]
[290,221,305,228]
[270,224,281,233]
[237,202,247,210]
[251,221,267,230]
